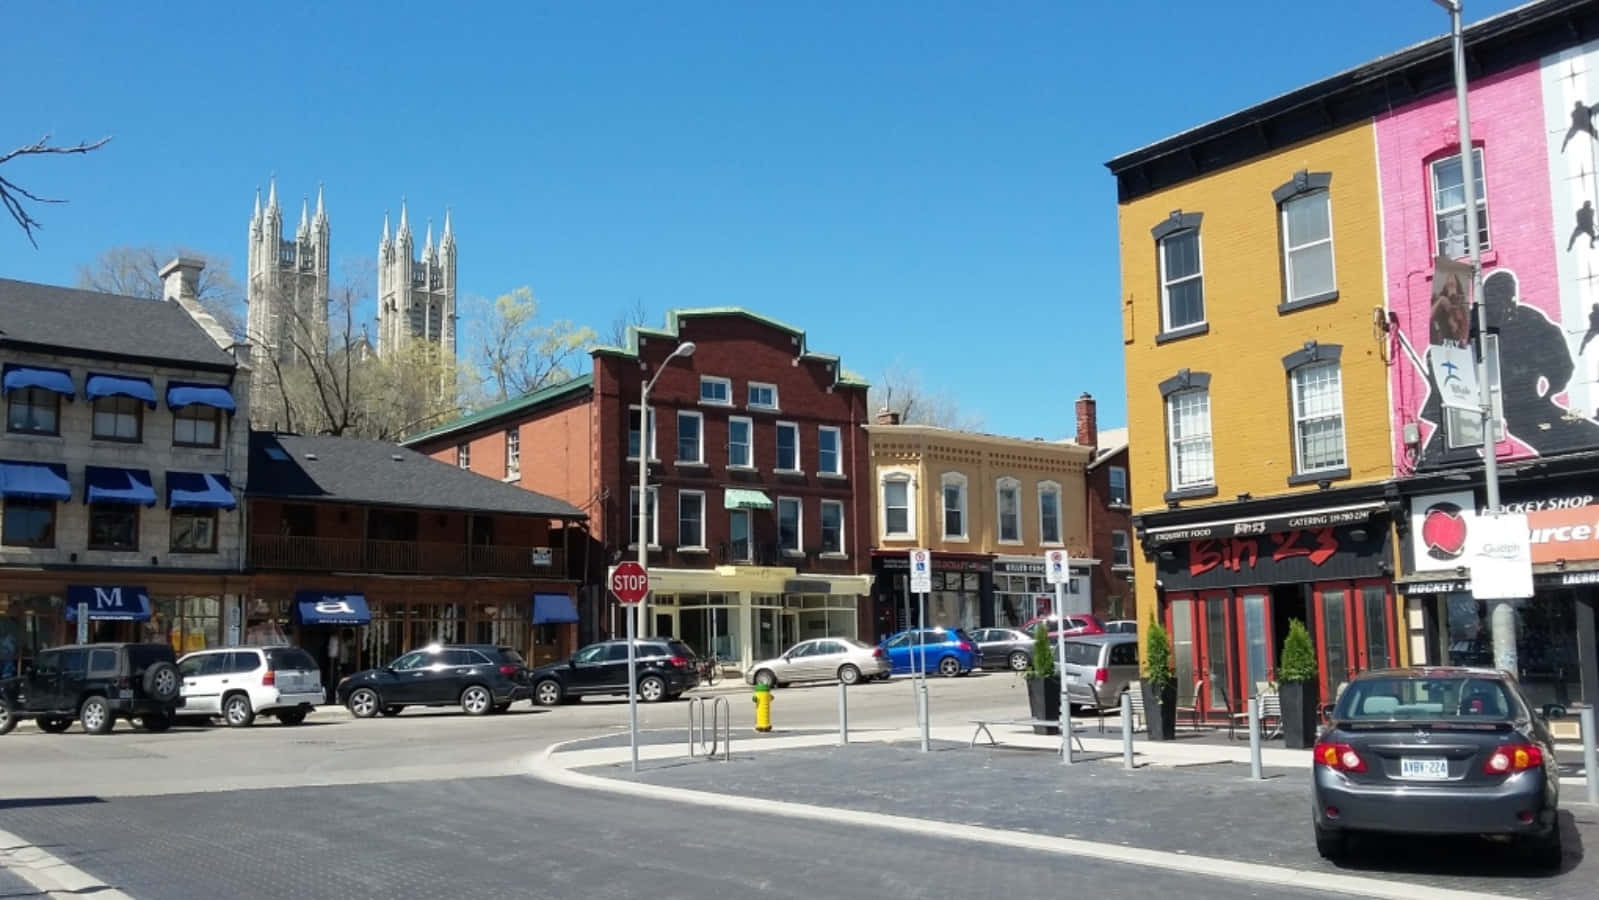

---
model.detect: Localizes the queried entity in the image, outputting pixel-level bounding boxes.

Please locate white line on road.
[0,826,134,900]
[529,744,1532,900]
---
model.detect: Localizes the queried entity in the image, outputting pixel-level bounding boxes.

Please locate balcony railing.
[250,535,567,577]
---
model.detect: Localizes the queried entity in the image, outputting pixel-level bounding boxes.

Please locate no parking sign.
[908,549,932,594]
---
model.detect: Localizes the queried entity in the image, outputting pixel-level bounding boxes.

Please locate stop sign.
[610,562,649,605]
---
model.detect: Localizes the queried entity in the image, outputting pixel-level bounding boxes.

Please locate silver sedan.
[747,637,891,688]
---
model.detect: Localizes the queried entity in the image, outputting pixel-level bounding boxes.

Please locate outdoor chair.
[1229,682,1283,740]
[1175,677,1205,731]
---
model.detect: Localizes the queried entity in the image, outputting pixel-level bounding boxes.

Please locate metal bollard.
[1583,707,1599,806]
[838,680,849,746]
[1121,690,1134,770]
[1248,697,1263,781]
[1061,695,1074,766]
[918,678,930,752]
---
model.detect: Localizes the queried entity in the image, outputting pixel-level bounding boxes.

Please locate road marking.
[0,827,134,899]
[530,744,1532,900]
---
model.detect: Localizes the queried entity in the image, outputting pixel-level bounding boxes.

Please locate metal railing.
[688,695,731,761]
[249,534,565,576]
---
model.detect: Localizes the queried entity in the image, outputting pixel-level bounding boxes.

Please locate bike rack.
[687,695,731,761]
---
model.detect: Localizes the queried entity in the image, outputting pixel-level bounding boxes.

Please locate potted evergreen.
[1024,624,1060,735]
[1278,619,1320,749]
[1141,621,1177,740]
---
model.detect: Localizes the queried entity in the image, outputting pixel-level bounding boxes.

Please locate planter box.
[1141,680,1177,741]
[1027,677,1061,735]
[1280,680,1321,749]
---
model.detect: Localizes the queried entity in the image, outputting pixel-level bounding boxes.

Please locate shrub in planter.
[1141,621,1177,741]
[1278,619,1320,749]
[1024,624,1060,735]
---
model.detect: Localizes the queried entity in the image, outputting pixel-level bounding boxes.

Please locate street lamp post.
[1434,0,1515,672]
[636,341,696,638]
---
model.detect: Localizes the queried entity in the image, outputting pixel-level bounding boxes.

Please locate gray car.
[969,628,1035,672]
[747,637,890,688]
[1059,635,1139,711]
[1311,667,1560,867]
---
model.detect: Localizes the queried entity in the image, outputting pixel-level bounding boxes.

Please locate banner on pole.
[1427,255,1481,413]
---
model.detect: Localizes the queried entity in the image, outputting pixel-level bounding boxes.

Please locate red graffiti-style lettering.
[1269,528,1340,566]
[1189,537,1261,577]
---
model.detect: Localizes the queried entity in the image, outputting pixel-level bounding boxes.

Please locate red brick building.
[406,308,873,668]
[1076,394,1134,622]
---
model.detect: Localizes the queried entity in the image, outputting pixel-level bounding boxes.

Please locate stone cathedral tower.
[377,202,457,357]
[246,179,330,413]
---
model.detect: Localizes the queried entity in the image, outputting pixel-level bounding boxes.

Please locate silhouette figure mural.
[1570,200,1598,251]
[1562,99,1599,152]
[1582,304,1599,355]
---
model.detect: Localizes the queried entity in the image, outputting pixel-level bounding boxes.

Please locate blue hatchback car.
[879,628,979,677]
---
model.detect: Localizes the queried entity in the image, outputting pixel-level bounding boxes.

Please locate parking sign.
[909,549,932,594]
[1045,550,1069,585]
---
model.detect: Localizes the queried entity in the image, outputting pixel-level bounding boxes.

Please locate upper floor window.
[1038,481,1063,545]
[776,422,800,472]
[941,472,968,541]
[778,497,802,553]
[996,477,1021,544]
[1282,190,1335,303]
[748,382,778,411]
[1431,148,1490,258]
[627,407,655,460]
[1,499,55,548]
[881,473,914,539]
[728,416,753,468]
[175,405,221,448]
[1290,360,1347,475]
[818,426,842,475]
[92,396,142,442]
[456,442,471,469]
[678,490,706,549]
[1111,530,1132,568]
[1167,388,1214,491]
[172,508,218,553]
[7,387,59,436]
[699,376,732,406]
[820,500,844,555]
[88,503,139,551]
[505,428,520,476]
[1108,466,1129,506]
[629,486,659,547]
[677,411,704,464]
[1153,211,1205,334]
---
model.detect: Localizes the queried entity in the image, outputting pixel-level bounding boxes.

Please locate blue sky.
[4,0,1524,438]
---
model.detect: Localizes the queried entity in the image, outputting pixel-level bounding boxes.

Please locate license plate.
[1400,757,1449,780]
[118,689,133,699]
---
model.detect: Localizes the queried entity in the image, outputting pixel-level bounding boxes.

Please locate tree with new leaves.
[471,287,595,402]
[77,245,244,337]
[2,134,111,246]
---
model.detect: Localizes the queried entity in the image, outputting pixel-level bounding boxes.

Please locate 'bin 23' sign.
[1189,528,1340,577]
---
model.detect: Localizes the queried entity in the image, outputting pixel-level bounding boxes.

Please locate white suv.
[177,646,324,727]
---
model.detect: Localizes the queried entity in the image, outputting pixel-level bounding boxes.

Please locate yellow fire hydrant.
[752,682,773,732]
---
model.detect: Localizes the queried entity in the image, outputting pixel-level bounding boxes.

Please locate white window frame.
[1158,229,1205,332]
[728,416,754,469]
[1111,530,1132,568]
[699,375,732,407]
[1280,189,1336,304]
[678,489,707,551]
[676,410,705,464]
[456,442,470,470]
[996,476,1022,545]
[1037,480,1064,546]
[627,405,657,461]
[817,426,843,476]
[940,472,968,542]
[628,486,660,549]
[1290,361,1348,475]
[1429,147,1490,259]
[775,421,801,473]
[1108,466,1129,507]
[777,496,803,555]
[505,429,520,477]
[747,382,779,411]
[880,469,915,540]
[819,499,846,557]
[1166,388,1214,491]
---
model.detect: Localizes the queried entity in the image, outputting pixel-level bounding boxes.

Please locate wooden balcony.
[250,535,568,578]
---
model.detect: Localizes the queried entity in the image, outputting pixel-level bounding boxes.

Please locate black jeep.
[0,643,183,735]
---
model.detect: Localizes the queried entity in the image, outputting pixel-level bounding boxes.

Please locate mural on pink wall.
[1379,52,1599,473]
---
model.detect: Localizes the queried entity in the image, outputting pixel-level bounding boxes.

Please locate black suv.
[0,643,183,735]
[335,644,531,718]
[529,638,699,706]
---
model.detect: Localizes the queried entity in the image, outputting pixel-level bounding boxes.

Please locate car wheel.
[80,696,114,735]
[143,662,181,702]
[139,712,173,732]
[37,715,72,734]
[1008,651,1029,672]
[1525,824,1563,871]
[460,685,493,716]
[638,675,667,703]
[0,698,15,736]
[837,664,862,685]
[380,706,404,717]
[937,656,961,677]
[533,679,564,707]
[754,669,777,688]
[222,693,255,728]
[277,709,308,726]
[348,688,380,719]
[1313,822,1347,861]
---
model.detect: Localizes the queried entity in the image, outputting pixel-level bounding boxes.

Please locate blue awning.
[166,382,236,413]
[2,365,74,399]
[167,472,236,509]
[533,593,580,625]
[294,592,371,626]
[65,586,152,622]
[85,373,157,408]
[84,466,156,506]
[0,460,71,500]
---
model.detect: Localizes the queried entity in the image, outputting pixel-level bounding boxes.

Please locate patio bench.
[969,718,1087,753]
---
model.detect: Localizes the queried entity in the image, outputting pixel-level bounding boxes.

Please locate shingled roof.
[0,278,237,371]
[248,431,585,519]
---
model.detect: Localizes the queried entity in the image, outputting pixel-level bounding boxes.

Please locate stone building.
[377,203,457,359]
[246,179,329,418]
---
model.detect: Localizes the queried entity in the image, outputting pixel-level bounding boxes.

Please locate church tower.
[246,179,330,414]
[377,201,456,358]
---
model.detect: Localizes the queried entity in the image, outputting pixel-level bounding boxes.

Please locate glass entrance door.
[1169,596,1196,715]
[1239,590,1274,698]
[1200,593,1233,714]
[1356,581,1395,671]
[1315,584,1353,700]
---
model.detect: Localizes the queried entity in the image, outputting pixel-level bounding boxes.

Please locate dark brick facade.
[1086,445,1134,620]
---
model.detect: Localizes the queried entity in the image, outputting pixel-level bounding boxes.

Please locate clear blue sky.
[3,0,1524,438]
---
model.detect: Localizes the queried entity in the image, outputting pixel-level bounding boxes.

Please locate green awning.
[724,489,773,510]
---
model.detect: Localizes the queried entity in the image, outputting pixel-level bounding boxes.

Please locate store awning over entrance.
[724,489,773,510]
[167,382,237,413]
[167,472,236,509]
[294,592,371,626]
[84,466,156,507]
[1142,501,1386,546]
[85,373,157,407]
[533,593,580,624]
[65,585,151,622]
[2,364,74,398]
[0,460,71,501]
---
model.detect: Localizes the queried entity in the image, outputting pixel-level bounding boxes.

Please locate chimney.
[875,408,901,426]
[1075,392,1098,449]
[159,257,205,303]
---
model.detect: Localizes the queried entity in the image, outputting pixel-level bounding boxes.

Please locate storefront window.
[0,595,64,676]
[1442,591,1582,710]
[145,596,222,653]
[244,597,290,646]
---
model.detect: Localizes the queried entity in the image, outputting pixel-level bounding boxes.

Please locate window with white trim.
[941,472,968,540]
[1431,148,1490,259]
[728,416,753,467]
[678,490,706,549]
[1038,481,1063,545]
[505,429,520,476]
[628,407,656,460]
[818,426,842,475]
[699,376,732,406]
[1111,530,1132,568]
[1291,361,1347,474]
[1167,389,1213,490]
[629,486,659,547]
[776,422,800,471]
[820,499,844,555]
[1108,466,1129,506]
[778,497,802,553]
[881,473,914,539]
[677,411,704,463]
[1282,190,1335,302]
[456,442,470,470]
[996,477,1021,544]
[747,382,778,410]
[1159,229,1204,331]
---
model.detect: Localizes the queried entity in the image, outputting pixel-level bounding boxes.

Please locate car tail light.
[956,641,973,652]
[1484,743,1543,774]
[1312,741,1367,773]
[873,647,886,659]
[1093,667,1108,685]
[668,655,689,669]
[498,665,519,677]
[118,675,132,690]
[262,669,276,686]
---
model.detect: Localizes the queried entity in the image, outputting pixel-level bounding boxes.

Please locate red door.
[1232,588,1275,699]
[1165,592,1236,722]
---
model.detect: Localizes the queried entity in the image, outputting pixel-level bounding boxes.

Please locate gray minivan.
[1059,634,1139,711]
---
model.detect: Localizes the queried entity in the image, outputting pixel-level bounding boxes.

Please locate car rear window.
[1337,676,1519,721]
[666,641,696,659]
[1060,641,1101,667]
[126,644,174,669]
[496,648,526,666]
[266,648,318,671]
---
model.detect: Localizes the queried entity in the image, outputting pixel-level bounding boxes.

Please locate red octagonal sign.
[610,562,649,605]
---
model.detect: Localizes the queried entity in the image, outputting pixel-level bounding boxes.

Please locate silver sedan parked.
[747,638,891,688]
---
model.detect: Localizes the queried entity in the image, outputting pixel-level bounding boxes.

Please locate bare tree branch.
[867,363,983,430]
[1,134,111,247]
[602,298,650,348]
[77,245,244,337]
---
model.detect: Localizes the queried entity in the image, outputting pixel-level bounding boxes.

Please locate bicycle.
[697,654,720,687]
